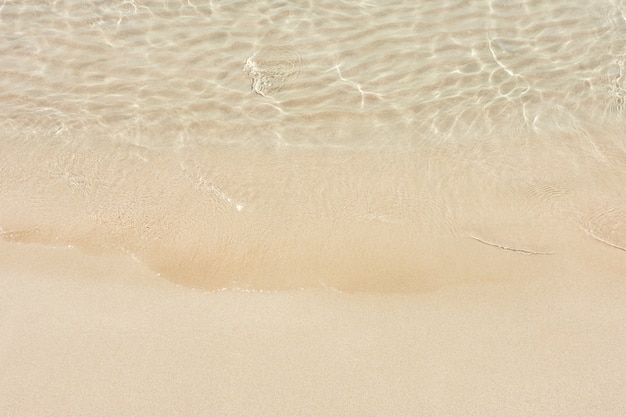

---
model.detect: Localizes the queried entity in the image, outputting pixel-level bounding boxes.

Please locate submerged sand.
[2,129,626,293]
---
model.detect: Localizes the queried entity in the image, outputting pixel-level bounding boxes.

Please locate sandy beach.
[2,125,626,417]
[2,237,626,416]
[2,0,626,414]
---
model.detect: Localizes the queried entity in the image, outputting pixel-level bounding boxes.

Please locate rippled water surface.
[1,0,626,291]
[3,0,626,146]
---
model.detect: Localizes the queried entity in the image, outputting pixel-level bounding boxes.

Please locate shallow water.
[1,0,626,291]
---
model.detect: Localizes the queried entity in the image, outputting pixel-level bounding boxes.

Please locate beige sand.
[2,132,626,414]
[2,131,626,292]
[1,237,626,416]
[2,130,626,415]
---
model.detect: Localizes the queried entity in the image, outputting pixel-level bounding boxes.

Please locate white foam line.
[469,235,554,255]
[583,228,626,253]
[204,183,245,212]
[182,163,246,213]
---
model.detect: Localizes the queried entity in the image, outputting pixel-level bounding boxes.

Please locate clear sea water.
[1,0,625,291]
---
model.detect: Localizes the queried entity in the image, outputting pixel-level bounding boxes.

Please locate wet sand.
[2,130,626,292]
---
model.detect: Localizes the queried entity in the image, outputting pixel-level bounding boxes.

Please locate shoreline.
[2,131,625,292]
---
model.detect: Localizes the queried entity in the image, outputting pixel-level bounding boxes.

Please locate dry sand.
[2,236,626,416]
